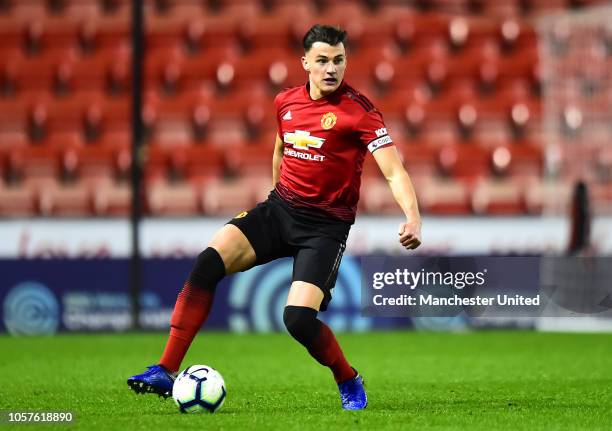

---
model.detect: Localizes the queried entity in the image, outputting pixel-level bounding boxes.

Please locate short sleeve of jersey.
[355,110,394,153]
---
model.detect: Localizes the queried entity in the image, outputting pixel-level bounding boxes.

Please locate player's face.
[302,42,346,99]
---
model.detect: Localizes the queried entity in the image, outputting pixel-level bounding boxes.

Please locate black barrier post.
[130,0,144,330]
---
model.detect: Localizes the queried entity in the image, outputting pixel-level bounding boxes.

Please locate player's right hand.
[398,221,421,250]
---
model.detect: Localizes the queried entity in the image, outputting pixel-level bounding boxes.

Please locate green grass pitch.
[1,331,611,430]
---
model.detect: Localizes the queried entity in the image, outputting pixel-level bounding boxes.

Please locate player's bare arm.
[373,146,422,250]
[272,134,283,187]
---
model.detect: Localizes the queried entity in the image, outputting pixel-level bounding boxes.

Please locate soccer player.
[128,24,422,410]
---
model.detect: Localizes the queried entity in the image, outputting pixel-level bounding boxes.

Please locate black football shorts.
[227,191,350,311]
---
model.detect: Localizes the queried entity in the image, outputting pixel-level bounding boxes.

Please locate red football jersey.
[274,81,393,223]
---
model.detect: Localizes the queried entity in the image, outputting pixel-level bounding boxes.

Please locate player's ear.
[301,56,310,72]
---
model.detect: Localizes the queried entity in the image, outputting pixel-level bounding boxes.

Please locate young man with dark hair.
[128,24,422,411]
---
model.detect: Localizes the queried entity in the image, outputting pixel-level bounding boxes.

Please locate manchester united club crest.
[321,112,337,130]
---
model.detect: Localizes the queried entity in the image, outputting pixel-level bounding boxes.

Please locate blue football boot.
[127,365,175,399]
[338,370,367,410]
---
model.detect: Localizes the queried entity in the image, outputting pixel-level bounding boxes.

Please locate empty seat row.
[0,88,548,148]
[0,13,542,55]
[0,175,271,217]
[1,140,543,187]
[4,174,611,217]
[362,175,578,215]
[1,44,543,100]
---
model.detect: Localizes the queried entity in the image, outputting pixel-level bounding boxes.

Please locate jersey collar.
[303,81,347,103]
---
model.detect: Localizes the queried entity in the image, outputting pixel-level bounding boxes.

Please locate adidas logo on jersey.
[282,110,292,120]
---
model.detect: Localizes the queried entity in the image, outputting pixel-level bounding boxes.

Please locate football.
[172,365,226,413]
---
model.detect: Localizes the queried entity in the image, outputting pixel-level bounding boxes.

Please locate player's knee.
[187,247,226,291]
[283,306,321,346]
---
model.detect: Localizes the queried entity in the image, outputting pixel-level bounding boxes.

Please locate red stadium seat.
[0,99,31,148]
[345,47,399,89]
[199,14,242,51]
[172,145,226,184]
[206,0,262,18]
[509,142,544,178]
[87,130,131,177]
[416,97,479,144]
[242,100,276,141]
[469,98,513,147]
[8,145,64,183]
[497,18,537,53]
[59,0,104,19]
[201,178,257,216]
[497,46,539,85]
[238,15,294,51]
[360,152,383,180]
[400,142,439,177]
[0,16,32,53]
[88,96,131,137]
[69,144,127,182]
[146,13,190,50]
[99,0,131,15]
[270,1,316,25]
[354,13,399,53]
[144,45,185,94]
[177,45,240,92]
[0,182,38,217]
[4,47,78,94]
[33,94,104,138]
[144,145,170,183]
[38,181,94,217]
[524,178,572,215]
[3,0,48,19]
[382,38,449,93]
[93,181,131,216]
[417,176,472,215]
[376,84,431,122]
[147,179,200,216]
[203,93,271,146]
[430,0,471,15]
[146,91,211,145]
[444,47,500,92]
[224,142,274,179]
[471,177,526,214]
[0,47,26,95]
[230,47,301,90]
[315,2,368,34]
[394,13,451,51]
[155,0,206,17]
[360,177,400,215]
[451,16,498,51]
[437,144,490,180]
[476,0,521,18]
[79,13,130,52]
[23,16,82,52]
[63,46,130,94]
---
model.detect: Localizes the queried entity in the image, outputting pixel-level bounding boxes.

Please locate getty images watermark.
[361,256,612,318]
[371,267,540,307]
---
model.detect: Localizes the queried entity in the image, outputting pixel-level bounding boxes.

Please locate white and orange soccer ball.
[172,365,226,413]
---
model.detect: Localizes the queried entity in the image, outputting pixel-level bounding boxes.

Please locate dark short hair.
[302,24,347,52]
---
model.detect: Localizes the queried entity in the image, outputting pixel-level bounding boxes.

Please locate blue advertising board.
[0,256,377,335]
[5,255,600,335]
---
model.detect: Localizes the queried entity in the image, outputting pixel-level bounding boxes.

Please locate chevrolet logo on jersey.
[283,130,325,151]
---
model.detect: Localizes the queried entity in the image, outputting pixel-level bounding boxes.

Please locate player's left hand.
[398,221,421,250]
